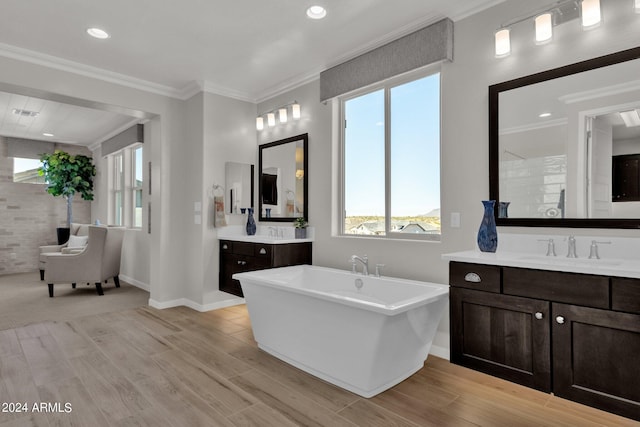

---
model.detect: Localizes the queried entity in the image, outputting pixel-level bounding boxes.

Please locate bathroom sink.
[517,255,621,267]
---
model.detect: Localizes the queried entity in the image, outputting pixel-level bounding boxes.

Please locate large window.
[108,144,143,228]
[13,158,45,184]
[341,70,441,240]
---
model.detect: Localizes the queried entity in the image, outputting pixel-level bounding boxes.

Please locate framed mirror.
[224,162,254,214]
[258,133,308,222]
[489,46,640,228]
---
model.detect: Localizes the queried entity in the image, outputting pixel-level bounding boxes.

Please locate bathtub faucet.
[350,255,369,276]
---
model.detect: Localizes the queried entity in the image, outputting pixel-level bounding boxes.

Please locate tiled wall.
[500,155,567,218]
[0,137,91,274]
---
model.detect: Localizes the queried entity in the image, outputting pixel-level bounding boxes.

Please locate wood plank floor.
[0,304,637,427]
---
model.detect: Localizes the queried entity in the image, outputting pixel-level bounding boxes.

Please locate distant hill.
[423,208,440,217]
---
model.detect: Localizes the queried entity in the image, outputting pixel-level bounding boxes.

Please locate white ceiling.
[0,0,504,146]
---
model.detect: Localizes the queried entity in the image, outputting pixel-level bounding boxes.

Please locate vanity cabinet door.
[450,287,551,392]
[552,303,640,421]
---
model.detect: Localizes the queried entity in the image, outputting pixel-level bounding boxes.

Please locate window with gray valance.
[319,18,453,102]
[101,123,144,157]
[6,138,54,159]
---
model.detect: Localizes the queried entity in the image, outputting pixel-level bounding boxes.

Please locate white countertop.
[218,225,314,244]
[442,233,640,279]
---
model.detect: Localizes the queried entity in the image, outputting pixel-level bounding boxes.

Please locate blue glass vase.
[477,200,497,253]
[246,208,256,236]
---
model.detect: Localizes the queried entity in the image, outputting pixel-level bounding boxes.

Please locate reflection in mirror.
[490,46,640,228]
[224,162,254,214]
[259,133,308,222]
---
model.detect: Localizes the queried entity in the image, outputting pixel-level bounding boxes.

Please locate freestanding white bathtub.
[233,264,449,398]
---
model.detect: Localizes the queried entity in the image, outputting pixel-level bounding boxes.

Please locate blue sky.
[344,73,440,217]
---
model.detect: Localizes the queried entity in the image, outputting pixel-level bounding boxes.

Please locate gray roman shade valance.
[320,18,453,102]
[101,123,144,157]
[6,138,54,159]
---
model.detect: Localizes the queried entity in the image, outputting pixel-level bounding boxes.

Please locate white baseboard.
[429,344,450,360]
[148,297,245,312]
[119,274,149,292]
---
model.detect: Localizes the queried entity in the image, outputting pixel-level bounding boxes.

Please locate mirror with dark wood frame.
[489,46,640,229]
[258,133,308,222]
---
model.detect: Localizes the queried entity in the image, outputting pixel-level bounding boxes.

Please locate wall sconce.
[635,0,640,13]
[256,101,301,131]
[495,0,608,58]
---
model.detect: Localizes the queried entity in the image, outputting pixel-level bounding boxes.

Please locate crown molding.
[559,79,640,105]
[0,42,185,99]
[500,118,568,136]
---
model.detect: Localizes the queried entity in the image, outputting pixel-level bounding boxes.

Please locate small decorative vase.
[245,208,256,236]
[265,208,271,218]
[295,228,307,239]
[498,201,510,218]
[477,200,498,253]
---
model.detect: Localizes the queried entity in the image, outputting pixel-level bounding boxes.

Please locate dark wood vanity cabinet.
[450,261,640,421]
[219,240,311,297]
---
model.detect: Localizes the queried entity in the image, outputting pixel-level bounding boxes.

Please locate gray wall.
[0,136,91,274]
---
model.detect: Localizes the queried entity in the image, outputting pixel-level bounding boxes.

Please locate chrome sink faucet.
[351,255,369,276]
[566,235,577,258]
[588,240,611,259]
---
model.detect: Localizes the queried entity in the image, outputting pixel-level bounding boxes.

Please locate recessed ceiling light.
[42,132,54,137]
[539,112,552,118]
[87,27,110,39]
[306,6,327,19]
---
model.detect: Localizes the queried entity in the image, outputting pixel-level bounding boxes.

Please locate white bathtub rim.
[234,265,449,316]
[257,342,425,398]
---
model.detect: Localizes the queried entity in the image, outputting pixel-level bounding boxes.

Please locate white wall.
[256,0,640,356]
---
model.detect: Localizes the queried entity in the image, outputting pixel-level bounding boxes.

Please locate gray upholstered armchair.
[42,225,125,297]
[39,223,91,280]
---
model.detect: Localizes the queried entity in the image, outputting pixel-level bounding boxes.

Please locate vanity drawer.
[450,262,501,293]
[503,267,609,309]
[232,241,255,256]
[612,277,640,314]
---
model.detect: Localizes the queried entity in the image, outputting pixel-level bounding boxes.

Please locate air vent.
[12,108,40,118]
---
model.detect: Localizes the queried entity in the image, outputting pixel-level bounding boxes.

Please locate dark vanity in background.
[219,133,311,297]
[447,46,640,422]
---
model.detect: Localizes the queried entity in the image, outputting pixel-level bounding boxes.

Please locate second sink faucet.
[566,235,577,258]
[351,254,369,276]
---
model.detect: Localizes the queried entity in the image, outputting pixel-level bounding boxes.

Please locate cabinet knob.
[259,248,267,255]
[556,315,565,324]
[535,312,543,320]
[222,244,228,250]
[237,260,247,265]
[464,272,481,283]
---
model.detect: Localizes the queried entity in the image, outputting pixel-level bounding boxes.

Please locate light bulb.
[581,0,601,29]
[256,117,264,131]
[279,108,287,123]
[267,113,276,127]
[495,28,511,58]
[292,103,301,119]
[535,13,553,44]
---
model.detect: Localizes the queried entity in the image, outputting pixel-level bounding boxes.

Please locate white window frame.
[338,67,442,241]
[108,144,143,228]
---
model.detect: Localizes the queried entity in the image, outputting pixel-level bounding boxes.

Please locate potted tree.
[39,150,97,244]
[293,217,309,239]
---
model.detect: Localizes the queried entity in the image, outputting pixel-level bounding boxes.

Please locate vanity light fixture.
[620,109,640,127]
[581,0,601,29]
[495,0,609,58]
[279,108,288,123]
[535,13,553,44]
[306,5,327,20]
[86,27,110,39]
[494,28,511,57]
[256,101,302,131]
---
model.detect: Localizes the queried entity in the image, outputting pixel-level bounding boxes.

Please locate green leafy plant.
[293,217,308,229]
[39,150,96,227]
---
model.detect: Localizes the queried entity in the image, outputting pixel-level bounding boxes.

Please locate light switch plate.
[451,212,460,228]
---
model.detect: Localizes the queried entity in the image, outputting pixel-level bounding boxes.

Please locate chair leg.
[40,270,44,281]
[48,284,54,298]
[95,282,104,296]
[72,283,76,289]
[114,276,120,288]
